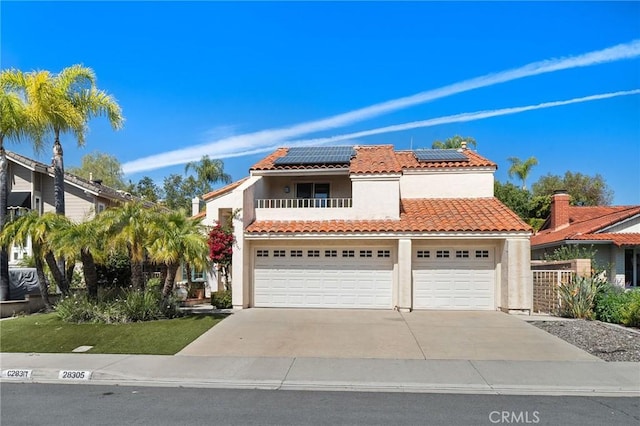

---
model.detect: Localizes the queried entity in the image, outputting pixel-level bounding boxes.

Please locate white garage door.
[413,247,495,310]
[254,247,393,308]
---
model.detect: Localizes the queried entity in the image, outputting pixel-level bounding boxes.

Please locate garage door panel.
[254,247,393,309]
[413,247,495,310]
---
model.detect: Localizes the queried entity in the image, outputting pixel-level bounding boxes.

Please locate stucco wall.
[499,238,532,313]
[351,176,400,219]
[604,215,640,233]
[400,170,494,199]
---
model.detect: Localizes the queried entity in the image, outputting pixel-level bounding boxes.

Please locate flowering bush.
[207,223,234,288]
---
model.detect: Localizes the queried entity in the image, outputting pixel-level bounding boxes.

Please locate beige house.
[200,145,532,312]
[6,150,132,265]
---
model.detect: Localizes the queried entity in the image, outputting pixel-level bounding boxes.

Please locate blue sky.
[2,1,639,204]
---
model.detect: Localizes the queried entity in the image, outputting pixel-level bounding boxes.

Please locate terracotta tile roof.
[531,205,640,247]
[192,210,206,220]
[395,149,497,170]
[349,145,403,174]
[246,198,531,234]
[250,145,496,173]
[202,177,248,201]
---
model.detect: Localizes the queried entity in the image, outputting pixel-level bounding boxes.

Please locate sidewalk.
[1,352,639,397]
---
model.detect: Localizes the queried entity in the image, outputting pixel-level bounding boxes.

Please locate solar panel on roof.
[274,146,355,165]
[413,149,469,162]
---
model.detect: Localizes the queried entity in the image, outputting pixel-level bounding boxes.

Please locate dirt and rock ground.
[530,319,640,362]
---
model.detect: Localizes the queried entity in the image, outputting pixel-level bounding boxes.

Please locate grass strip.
[0,313,224,355]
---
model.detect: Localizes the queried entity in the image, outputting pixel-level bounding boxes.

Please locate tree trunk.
[66,263,75,284]
[52,139,66,278]
[81,249,98,300]
[161,263,178,298]
[0,146,9,301]
[33,248,52,311]
[44,251,70,296]
[159,264,168,285]
[130,259,144,291]
[185,262,193,287]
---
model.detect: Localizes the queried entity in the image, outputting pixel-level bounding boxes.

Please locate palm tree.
[0,212,71,309]
[185,155,232,203]
[431,135,477,149]
[100,202,153,291]
[508,156,539,190]
[0,77,45,300]
[2,65,124,215]
[147,210,209,300]
[51,217,105,300]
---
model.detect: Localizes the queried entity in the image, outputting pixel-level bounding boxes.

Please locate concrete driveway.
[178,309,598,361]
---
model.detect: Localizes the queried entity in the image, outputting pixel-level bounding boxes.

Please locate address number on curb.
[58,370,92,380]
[2,369,32,379]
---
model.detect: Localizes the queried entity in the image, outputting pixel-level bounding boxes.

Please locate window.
[342,250,355,258]
[359,250,372,258]
[377,250,390,258]
[181,265,205,281]
[436,250,450,258]
[456,250,469,258]
[475,250,489,258]
[290,250,303,257]
[308,250,320,257]
[97,202,106,214]
[417,250,430,258]
[274,250,286,257]
[325,250,337,257]
[257,250,269,257]
[296,183,330,206]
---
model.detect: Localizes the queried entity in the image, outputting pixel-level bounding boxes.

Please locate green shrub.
[211,290,232,309]
[595,285,629,324]
[54,289,183,324]
[621,291,640,327]
[558,276,603,319]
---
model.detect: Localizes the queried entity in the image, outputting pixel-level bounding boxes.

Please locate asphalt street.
[2,383,639,426]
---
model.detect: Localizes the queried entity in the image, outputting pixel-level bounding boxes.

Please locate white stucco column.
[500,238,532,314]
[397,239,412,312]
[231,214,248,309]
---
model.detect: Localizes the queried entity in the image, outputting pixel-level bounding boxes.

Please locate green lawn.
[0,313,225,355]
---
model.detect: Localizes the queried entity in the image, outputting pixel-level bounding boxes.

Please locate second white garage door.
[413,247,496,310]
[254,247,393,308]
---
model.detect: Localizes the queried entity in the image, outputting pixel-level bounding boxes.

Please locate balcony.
[256,198,352,209]
[254,198,354,221]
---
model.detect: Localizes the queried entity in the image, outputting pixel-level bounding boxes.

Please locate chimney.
[549,190,570,230]
[460,140,467,150]
[192,197,201,217]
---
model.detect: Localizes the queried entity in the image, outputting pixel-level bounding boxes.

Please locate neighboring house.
[200,144,532,312]
[5,150,132,265]
[531,191,640,287]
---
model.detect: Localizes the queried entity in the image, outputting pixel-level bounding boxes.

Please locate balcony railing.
[256,198,352,209]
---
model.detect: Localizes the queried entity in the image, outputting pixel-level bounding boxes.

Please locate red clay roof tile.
[202,177,248,201]
[246,198,530,234]
[531,205,640,247]
[250,145,496,173]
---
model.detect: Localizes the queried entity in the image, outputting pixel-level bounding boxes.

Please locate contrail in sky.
[122,40,640,174]
[198,89,640,160]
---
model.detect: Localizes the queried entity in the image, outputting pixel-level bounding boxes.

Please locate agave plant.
[558,275,604,319]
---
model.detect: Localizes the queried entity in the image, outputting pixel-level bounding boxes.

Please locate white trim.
[350,173,402,180]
